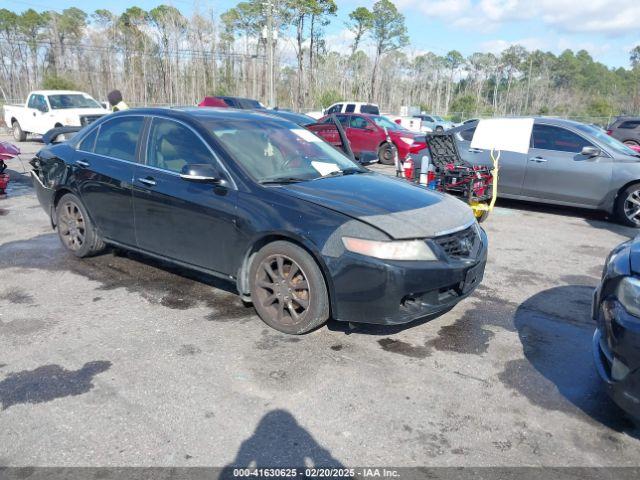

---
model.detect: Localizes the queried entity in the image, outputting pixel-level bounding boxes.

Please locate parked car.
[452,118,640,226]
[592,235,640,420]
[413,114,455,132]
[30,108,487,334]
[607,116,640,147]
[198,97,229,108]
[212,96,265,109]
[310,113,427,165]
[4,90,108,142]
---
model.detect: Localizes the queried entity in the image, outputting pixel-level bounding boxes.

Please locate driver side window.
[532,125,593,153]
[146,118,214,173]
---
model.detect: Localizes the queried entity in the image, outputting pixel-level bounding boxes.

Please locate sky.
[5,0,640,68]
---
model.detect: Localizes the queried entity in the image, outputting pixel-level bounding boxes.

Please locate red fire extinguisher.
[402,157,414,181]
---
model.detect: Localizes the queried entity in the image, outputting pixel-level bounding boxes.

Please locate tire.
[616,183,640,227]
[55,193,105,257]
[435,125,444,133]
[623,140,639,147]
[249,241,329,334]
[377,142,397,165]
[12,121,26,142]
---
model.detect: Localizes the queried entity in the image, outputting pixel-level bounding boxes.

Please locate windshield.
[371,116,408,132]
[206,119,365,183]
[48,94,102,110]
[574,123,638,157]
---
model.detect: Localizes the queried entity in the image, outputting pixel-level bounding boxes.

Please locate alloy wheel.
[58,201,86,250]
[623,189,640,226]
[254,254,310,326]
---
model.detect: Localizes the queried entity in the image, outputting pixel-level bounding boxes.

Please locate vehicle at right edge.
[593,236,640,420]
[452,118,640,226]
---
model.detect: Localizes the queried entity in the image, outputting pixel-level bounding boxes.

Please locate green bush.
[315,89,342,109]
[41,74,78,90]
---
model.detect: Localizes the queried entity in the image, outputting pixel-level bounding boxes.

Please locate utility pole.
[263,0,275,108]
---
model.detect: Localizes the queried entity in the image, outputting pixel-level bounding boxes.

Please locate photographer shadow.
[220,409,344,476]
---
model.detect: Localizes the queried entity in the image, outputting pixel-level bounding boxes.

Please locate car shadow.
[506,284,639,436]
[495,198,638,239]
[219,409,344,474]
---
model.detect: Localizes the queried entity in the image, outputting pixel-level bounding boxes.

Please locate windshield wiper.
[259,177,308,185]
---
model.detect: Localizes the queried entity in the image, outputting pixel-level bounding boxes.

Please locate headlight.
[616,276,640,318]
[399,137,414,145]
[342,237,437,261]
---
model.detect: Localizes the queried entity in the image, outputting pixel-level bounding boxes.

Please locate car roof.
[113,106,294,124]
[451,116,595,131]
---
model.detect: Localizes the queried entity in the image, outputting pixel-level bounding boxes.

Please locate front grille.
[80,114,104,126]
[433,225,479,259]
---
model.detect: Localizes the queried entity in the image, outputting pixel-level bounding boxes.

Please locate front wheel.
[55,193,105,257]
[435,125,444,133]
[377,142,397,165]
[624,140,639,147]
[249,241,329,334]
[616,184,640,227]
[12,121,26,142]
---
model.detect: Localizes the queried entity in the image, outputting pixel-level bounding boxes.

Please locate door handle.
[138,177,157,187]
[33,112,36,116]
[468,148,483,153]
[529,156,547,163]
[76,160,90,168]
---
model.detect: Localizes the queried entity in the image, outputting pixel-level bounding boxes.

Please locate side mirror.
[180,164,225,185]
[581,146,601,158]
[394,119,402,125]
[39,105,49,113]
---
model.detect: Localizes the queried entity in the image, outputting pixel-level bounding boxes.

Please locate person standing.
[107,90,129,112]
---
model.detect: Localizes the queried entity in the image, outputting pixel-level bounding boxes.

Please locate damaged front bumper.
[326,226,488,325]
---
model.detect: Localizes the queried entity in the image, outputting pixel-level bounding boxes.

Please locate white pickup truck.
[3,90,109,141]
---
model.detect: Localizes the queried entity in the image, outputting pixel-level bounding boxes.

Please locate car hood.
[278,173,475,239]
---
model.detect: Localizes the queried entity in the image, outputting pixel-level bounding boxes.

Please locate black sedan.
[593,236,640,418]
[31,108,487,334]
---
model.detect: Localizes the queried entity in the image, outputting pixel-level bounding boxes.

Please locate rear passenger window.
[345,104,356,113]
[620,121,640,129]
[94,117,143,162]
[146,118,213,173]
[532,125,592,153]
[78,128,98,152]
[360,104,379,115]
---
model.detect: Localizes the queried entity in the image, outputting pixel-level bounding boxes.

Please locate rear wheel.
[435,125,444,133]
[617,184,640,227]
[12,121,26,142]
[623,140,639,147]
[249,241,329,334]
[377,142,397,165]
[55,193,105,257]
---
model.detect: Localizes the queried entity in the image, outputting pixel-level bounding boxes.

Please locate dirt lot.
[1,134,639,468]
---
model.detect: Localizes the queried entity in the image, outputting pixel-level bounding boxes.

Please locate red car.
[310,113,426,164]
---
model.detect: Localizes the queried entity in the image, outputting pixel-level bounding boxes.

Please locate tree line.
[0,1,639,121]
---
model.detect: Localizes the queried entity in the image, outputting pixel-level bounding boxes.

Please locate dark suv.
[608,117,640,147]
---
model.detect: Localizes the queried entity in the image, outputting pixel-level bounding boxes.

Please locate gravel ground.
[1,134,639,468]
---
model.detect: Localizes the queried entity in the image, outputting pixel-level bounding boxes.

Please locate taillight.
[606,130,613,136]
